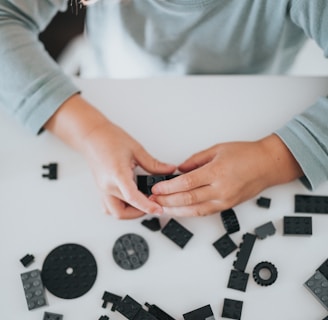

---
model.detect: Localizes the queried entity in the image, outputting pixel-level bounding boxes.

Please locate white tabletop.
[1,76,328,320]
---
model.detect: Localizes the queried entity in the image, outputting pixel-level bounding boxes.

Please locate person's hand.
[45,94,176,219]
[81,120,176,219]
[150,134,303,217]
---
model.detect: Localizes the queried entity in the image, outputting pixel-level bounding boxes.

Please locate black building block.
[221,209,240,234]
[295,194,328,214]
[213,233,237,258]
[145,303,175,320]
[137,175,179,195]
[42,163,58,180]
[43,312,63,320]
[304,270,328,311]
[283,216,312,235]
[256,196,271,208]
[20,254,35,267]
[133,308,158,320]
[183,304,215,320]
[98,316,109,320]
[141,217,161,231]
[254,221,276,240]
[161,218,193,249]
[233,233,256,272]
[227,269,249,292]
[102,291,122,311]
[116,295,142,319]
[318,258,328,280]
[322,316,328,320]
[221,298,243,320]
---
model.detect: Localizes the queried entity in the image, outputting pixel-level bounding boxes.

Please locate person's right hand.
[45,94,176,219]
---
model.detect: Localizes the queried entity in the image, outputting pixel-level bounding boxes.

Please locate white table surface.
[1,76,328,320]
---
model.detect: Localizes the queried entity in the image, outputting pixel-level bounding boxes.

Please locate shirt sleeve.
[0,0,80,134]
[275,0,328,190]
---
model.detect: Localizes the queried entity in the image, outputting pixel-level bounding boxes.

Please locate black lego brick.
[42,163,58,180]
[221,209,240,234]
[141,217,161,231]
[221,298,243,320]
[233,233,256,272]
[145,302,175,320]
[137,175,179,195]
[227,269,249,292]
[318,258,328,280]
[322,316,328,320]
[295,194,328,214]
[102,290,122,310]
[43,312,63,320]
[98,316,109,320]
[116,295,142,319]
[183,304,215,320]
[256,196,271,208]
[213,233,237,258]
[20,254,35,267]
[133,308,158,320]
[283,216,312,235]
[254,221,276,239]
[161,218,193,248]
[304,270,328,311]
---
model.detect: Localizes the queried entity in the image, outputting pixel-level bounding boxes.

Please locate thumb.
[134,146,176,174]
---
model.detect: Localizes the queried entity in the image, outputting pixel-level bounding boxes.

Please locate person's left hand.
[150,134,303,217]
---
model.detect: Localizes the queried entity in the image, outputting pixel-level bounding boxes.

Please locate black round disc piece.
[41,243,97,299]
[112,233,149,270]
[252,261,278,286]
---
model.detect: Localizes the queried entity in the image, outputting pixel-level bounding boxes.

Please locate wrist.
[258,134,303,186]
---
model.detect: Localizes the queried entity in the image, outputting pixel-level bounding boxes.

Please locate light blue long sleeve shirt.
[0,0,328,189]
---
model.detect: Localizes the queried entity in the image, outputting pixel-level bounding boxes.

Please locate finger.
[163,201,222,217]
[104,195,146,219]
[134,145,176,174]
[178,147,216,172]
[151,166,211,195]
[118,176,164,215]
[150,185,214,207]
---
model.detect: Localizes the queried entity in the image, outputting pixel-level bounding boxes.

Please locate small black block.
[254,221,276,239]
[233,233,256,272]
[116,295,142,320]
[183,304,214,320]
[137,175,179,195]
[227,269,249,292]
[20,254,35,267]
[222,298,243,320]
[141,217,161,231]
[283,216,312,235]
[295,194,328,214]
[161,218,193,248]
[43,312,63,320]
[134,308,158,320]
[102,291,122,310]
[145,303,175,320]
[42,163,58,180]
[213,233,237,258]
[256,197,271,208]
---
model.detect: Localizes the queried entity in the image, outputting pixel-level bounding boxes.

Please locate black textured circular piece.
[221,208,240,234]
[41,243,97,299]
[252,261,278,286]
[112,233,149,270]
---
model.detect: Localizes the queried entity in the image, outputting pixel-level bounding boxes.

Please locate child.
[0,0,327,219]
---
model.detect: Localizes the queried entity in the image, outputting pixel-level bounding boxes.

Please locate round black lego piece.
[221,208,240,234]
[252,261,278,286]
[112,233,149,270]
[41,243,97,299]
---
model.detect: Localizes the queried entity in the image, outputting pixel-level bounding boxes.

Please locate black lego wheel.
[221,208,240,234]
[252,261,278,286]
[112,233,149,270]
[41,243,97,299]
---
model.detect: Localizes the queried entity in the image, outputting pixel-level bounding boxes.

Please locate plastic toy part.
[137,175,179,195]
[227,269,249,292]
[141,217,161,231]
[221,298,243,320]
[254,221,276,240]
[21,269,47,310]
[213,234,237,258]
[283,216,312,235]
[102,291,122,311]
[183,304,215,320]
[145,302,175,320]
[322,316,328,320]
[41,243,97,299]
[220,209,240,234]
[233,233,256,272]
[116,295,142,319]
[20,254,35,267]
[112,233,149,270]
[42,163,58,180]
[304,270,328,310]
[98,316,109,320]
[161,218,193,249]
[133,308,158,320]
[43,312,63,320]
[256,196,271,208]
[295,194,328,214]
[318,258,328,280]
[252,261,278,286]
